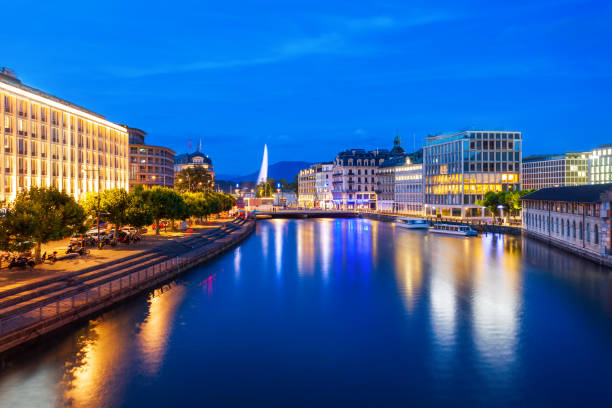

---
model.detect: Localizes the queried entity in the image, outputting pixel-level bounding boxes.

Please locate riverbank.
[0,218,255,356]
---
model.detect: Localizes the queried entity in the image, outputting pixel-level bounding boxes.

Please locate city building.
[522,153,588,190]
[376,135,408,212]
[588,144,612,184]
[0,67,129,202]
[394,150,424,215]
[332,148,391,210]
[522,184,612,265]
[423,130,522,218]
[314,162,333,209]
[127,127,175,188]
[174,150,215,187]
[297,166,316,207]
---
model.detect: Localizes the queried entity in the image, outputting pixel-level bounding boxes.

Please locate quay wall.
[524,229,612,268]
[0,220,255,356]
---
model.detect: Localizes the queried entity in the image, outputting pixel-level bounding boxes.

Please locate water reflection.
[233,246,241,277]
[393,230,424,312]
[274,219,284,275]
[319,219,332,281]
[138,284,187,376]
[1,219,612,407]
[296,220,315,276]
[60,314,133,407]
[472,235,520,374]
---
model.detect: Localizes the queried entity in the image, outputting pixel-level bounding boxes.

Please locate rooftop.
[0,68,107,120]
[521,184,612,203]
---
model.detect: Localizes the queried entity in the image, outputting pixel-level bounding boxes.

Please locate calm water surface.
[1,219,611,407]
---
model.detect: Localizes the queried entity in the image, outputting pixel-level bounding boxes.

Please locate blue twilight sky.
[2,0,611,175]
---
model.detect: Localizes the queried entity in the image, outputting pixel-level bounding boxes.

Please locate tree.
[175,167,214,193]
[182,192,207,222]
[256,178,276,197]
[126,185,154,229]
[145,187,188,234]
[167,190,189,230]
[476,191,501,223]
[5,187,87,262]
[81,188,129,244]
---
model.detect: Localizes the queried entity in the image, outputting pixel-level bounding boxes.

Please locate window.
[586,223,591,243]
[4,116,12,133]
[594,225,599,244]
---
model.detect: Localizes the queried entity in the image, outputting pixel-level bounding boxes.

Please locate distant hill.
[217,161,312,182]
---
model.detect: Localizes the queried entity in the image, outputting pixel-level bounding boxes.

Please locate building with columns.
[522,184,612,265]
[0,67,129,202]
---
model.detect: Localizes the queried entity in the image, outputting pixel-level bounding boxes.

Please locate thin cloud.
[107,13,458,79]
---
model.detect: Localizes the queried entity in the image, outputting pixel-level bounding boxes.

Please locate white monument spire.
[256,144,268,185]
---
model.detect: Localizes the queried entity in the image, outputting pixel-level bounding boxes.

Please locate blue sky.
[3,0,611,175]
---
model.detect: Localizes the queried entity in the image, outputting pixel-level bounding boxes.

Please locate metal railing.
[0,257,184,338]
[0,220,251,339]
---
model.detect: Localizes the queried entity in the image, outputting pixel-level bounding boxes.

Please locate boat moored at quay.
[395,217,430,229]
[429,223,478,237]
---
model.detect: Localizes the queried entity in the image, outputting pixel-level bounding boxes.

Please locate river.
[0,218,611,407]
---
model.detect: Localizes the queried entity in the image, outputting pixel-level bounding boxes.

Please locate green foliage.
[125,185,153,228]
[175,167,214,193]
[256,178,277,197]
[3,187,87,261]
[476,189,534,221]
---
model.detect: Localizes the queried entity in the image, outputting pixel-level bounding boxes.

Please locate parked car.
[87,229,108,242]
[70,234,95,247]
[121,227,138,235]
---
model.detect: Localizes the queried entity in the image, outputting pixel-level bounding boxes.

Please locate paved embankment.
[0,218,255,356]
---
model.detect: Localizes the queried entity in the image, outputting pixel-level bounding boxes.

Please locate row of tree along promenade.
[0,185,237,264]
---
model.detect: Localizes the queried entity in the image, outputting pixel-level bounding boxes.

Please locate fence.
[0,220,254,340]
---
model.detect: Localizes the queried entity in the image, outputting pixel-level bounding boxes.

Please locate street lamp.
[497,204,504,223]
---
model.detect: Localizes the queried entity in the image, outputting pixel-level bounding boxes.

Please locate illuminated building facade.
[0,67,129,202]
[297,166,316,207]
[174,151,215,187]
[522,153,588,190]
[588,144,612,184]
[376,136,408,212]
[128,127,175,188]
[423,130,522,218]
[314,162,333,209]
[332,148,391,210]
[394,153,424,215]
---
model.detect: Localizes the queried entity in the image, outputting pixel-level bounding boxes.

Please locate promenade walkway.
[0,217,232,296]
[0,217,254,354]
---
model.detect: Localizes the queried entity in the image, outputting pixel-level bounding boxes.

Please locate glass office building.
[522,153,588,190]
[423,130,522,218]
[589,144,612,184]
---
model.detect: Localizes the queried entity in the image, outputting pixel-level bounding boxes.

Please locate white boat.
[429,223,478,237]
[395,217,430,230]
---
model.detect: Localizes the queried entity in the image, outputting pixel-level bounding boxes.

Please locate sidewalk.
[0,217,232,295]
